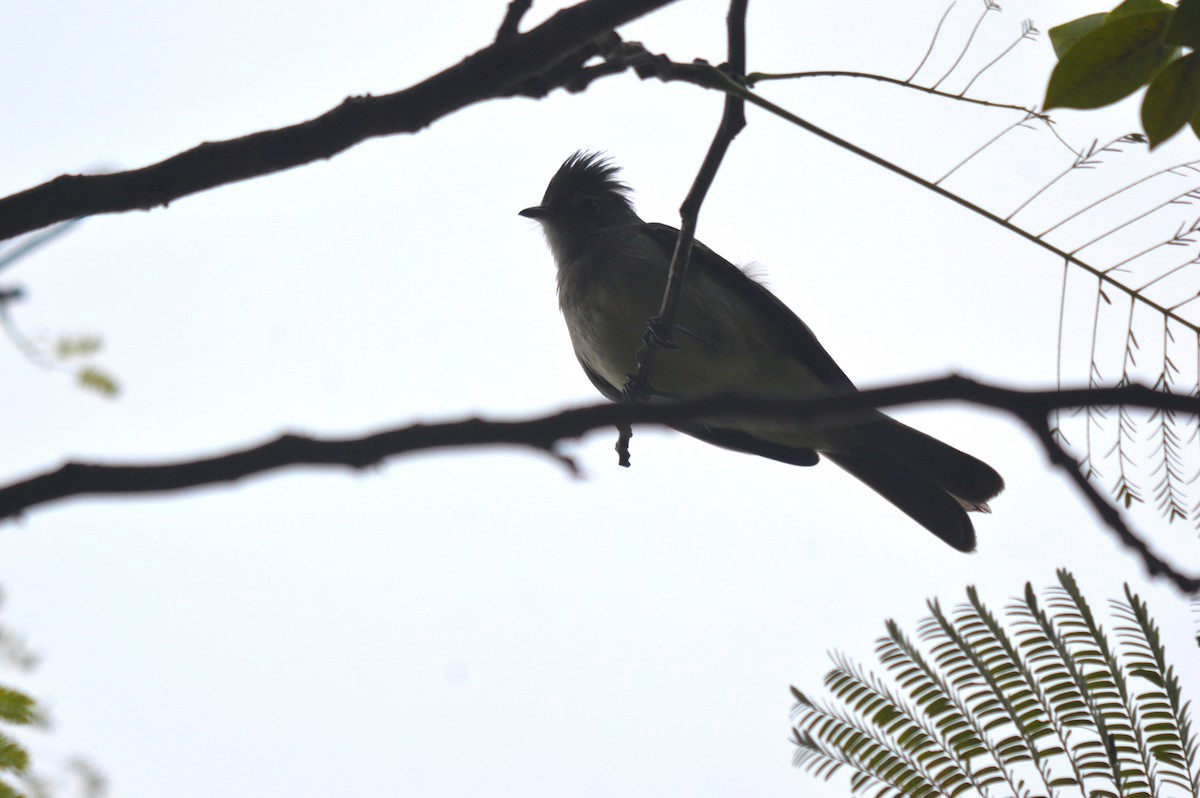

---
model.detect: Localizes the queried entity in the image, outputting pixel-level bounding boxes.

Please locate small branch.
[637,64,1200,336]
[936,112,1035,185]
[0,0,681,243]
[743,69,1047,119]
[3,376,1200,592]
[1038,152,1186,241]
[1007,134,1138,223]
[1027,414,1196,593]
[1035,114,1085,159]
[908,1,956,83]
[931,0,998,91]
[496,0,534,41]
[1053,260,1070,444]
[0,219,85,273]
[958,19,1038,98]
[617,0,749,462]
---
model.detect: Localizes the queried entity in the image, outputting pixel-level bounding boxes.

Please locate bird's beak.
[519,206,548,220]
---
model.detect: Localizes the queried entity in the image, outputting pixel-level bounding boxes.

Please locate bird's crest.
[542,151,633,208]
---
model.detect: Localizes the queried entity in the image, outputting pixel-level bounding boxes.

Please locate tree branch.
[496,0,534,41]
[0,0,681,243]
[627,61,1200,336]
[616,0,749,463]
[2,376,1199,592]
[743,69,1046,119]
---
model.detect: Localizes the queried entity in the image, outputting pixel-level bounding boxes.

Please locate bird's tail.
[824,419,1004,552]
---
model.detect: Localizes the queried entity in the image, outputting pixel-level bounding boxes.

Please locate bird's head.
[520,151,641,264]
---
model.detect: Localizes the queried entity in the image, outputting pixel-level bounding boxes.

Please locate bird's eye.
[580,197,599,216]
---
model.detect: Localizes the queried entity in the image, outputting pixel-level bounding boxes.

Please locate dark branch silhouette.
[1,376,1197,593]
[496,0,535,41]
[616,0,749,463]
[0,0,680,243]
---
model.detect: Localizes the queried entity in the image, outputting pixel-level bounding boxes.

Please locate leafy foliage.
[0,591,102,798]
[0,611,36,798]
[792,570,1200,798]
[0,221,118,399]
[1047,0,1200,148]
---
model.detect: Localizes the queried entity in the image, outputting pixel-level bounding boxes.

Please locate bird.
[519,152,1003,551]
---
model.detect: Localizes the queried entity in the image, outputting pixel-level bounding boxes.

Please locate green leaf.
[0,689,34,726]
[53,335,103,360]
[1189,106,1200,141]
[76,367,119,398]
[1107,0,1173,20]
[0,737,28,774]
[1142,52,1200,147]
[1050,14,1109,58]
[1045,11,1174,110]
[1165,0,1200,46]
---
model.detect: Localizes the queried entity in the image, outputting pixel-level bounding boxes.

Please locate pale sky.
[1,1,1198,796]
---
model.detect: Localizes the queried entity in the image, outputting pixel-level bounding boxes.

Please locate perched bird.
[520,152,1003,551]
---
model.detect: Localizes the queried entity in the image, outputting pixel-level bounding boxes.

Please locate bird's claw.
[642,318,678,350]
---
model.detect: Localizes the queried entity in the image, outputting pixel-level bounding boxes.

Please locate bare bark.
[0,0,681,243]
[1,376,1197,593]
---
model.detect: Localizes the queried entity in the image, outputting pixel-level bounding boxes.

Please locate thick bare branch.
[2,376,1199,592]
[0,0,681,243]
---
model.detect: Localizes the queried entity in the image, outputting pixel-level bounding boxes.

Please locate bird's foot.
[642,317,678,350]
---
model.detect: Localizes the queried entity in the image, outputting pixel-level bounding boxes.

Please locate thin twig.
[743,69,1046,119]
[650,67,1200,336]
[931,0,998,91]
[1084,278,1106,483]
[616,0,749,464]
[958,19,1038,97]
[0,220,84,274]
[1038,157,1193,241]
[1111,298,1141,511]
[1052,259,1070,446]
[1102,217,1200,276]
[1133,251,1200,294]
[1036,114,1085,158]
[0,306,52,369]
[1006,134,1134,223]
[908,1,956,83]
[1071,185,1200,260]
[936,113,1034,185]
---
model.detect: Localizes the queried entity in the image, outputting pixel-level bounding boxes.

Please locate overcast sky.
[2,1,1199,796]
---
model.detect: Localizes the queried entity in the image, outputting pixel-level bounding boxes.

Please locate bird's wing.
[643,223,856,390]
[577,356,624,401]
[673,424,821,466]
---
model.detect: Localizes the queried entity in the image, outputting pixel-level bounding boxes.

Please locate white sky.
[1,1,1198,796]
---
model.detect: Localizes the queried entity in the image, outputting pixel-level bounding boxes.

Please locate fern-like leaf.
[1110,587,1200,797]
[791,570,1200,798]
